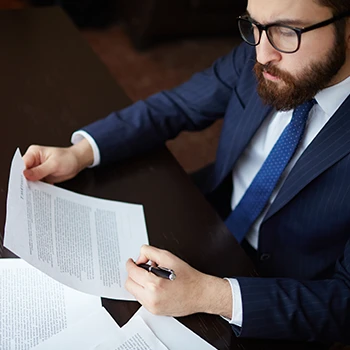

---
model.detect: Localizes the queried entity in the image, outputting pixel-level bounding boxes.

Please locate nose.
[256,31,282,65]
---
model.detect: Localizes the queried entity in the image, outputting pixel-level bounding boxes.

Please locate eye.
[274,26,296,37]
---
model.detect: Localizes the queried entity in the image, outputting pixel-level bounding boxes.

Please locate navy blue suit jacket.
[84,43,350,343]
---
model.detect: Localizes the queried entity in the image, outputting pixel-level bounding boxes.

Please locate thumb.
[22,151,37,170]
[23,161,55,182]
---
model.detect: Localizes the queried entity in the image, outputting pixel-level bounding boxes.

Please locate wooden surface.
[0,7,326,350]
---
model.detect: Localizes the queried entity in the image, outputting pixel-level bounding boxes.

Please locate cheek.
[279,56,305,76]
[298,29,335,62]
[279,41,329,77]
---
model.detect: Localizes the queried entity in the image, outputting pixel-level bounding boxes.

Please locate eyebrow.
[245,10,312,27]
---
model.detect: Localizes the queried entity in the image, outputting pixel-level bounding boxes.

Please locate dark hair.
[315,0,350,42]
[315,0,350,14]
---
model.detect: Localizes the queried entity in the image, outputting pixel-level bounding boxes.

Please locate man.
[23,0,350,344]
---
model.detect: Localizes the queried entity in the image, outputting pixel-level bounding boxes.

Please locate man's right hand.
[22,138,94,183]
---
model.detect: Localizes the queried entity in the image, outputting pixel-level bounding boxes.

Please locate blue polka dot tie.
[225,99,316,243]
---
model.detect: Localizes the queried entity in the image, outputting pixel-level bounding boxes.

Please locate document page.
[33,308,120,350]
[94,316,168,350]
[0,259,102,350]
[34,312,168,350]
[4,149,149,300]
[133,307,216,350]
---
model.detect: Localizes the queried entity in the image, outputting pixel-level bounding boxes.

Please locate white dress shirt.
[72,76,350,328]
[227,76,350,326]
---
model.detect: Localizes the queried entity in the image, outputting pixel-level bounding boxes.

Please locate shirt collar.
[315,75,350,117]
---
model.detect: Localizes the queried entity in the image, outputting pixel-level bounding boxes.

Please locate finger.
[43,173,70,185]
[125,276,145,301]
[22,149,40,170]
[136,245,168,265]
[149,261,157,267]
[126,258,154,285]
[23,160,56,182]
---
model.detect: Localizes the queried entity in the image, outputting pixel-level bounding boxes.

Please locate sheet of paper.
[4,149,149,300]
[133,307,216,350]
[0,258,102,350]
[32,311,168,350]
[94,316,168,350]
[33,308,120,350]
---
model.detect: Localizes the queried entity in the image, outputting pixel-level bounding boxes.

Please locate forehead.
[246,0,333,25]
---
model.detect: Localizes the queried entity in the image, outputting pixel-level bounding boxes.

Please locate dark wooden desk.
[0,7,326,350]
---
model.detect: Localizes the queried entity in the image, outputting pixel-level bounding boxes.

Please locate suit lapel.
[265,96,350,221]
[215,88,272,186]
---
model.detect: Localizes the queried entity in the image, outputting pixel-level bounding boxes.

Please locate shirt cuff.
[71,130,101,168]
[220,278,243,327]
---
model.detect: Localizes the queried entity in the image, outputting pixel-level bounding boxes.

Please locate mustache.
[254,61,295,85]
[256,62,281,77]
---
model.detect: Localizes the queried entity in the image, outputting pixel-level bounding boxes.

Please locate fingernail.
[24,169,33,178]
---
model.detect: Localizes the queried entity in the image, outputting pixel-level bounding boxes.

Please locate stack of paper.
[32,307,169,350]
[2,149,217,349]
[0,259,105,349]
[33,306,216,350]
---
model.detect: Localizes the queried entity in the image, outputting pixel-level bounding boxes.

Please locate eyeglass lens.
[238,19,299,53]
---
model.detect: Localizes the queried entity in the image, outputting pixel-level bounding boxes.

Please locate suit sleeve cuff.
[71,130,101,168]
[220,278,243,327]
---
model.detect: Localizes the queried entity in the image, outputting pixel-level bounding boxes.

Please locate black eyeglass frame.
[237,11,350,54]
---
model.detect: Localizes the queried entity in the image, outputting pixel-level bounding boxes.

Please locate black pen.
[138,263,176,281]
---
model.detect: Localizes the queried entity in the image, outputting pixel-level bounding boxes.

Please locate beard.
[253,35,347,111]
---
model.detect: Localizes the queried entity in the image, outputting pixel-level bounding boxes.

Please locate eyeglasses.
[237,11,350,54]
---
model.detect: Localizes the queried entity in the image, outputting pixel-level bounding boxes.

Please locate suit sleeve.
[234,238,350,343]
[82,43,254,165]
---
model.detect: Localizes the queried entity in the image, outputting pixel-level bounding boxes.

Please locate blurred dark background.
[1,0,245,172]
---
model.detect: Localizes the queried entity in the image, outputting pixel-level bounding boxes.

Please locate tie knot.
[294,99,316,116]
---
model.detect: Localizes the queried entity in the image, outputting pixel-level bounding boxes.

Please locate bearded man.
[23,0,350,344]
